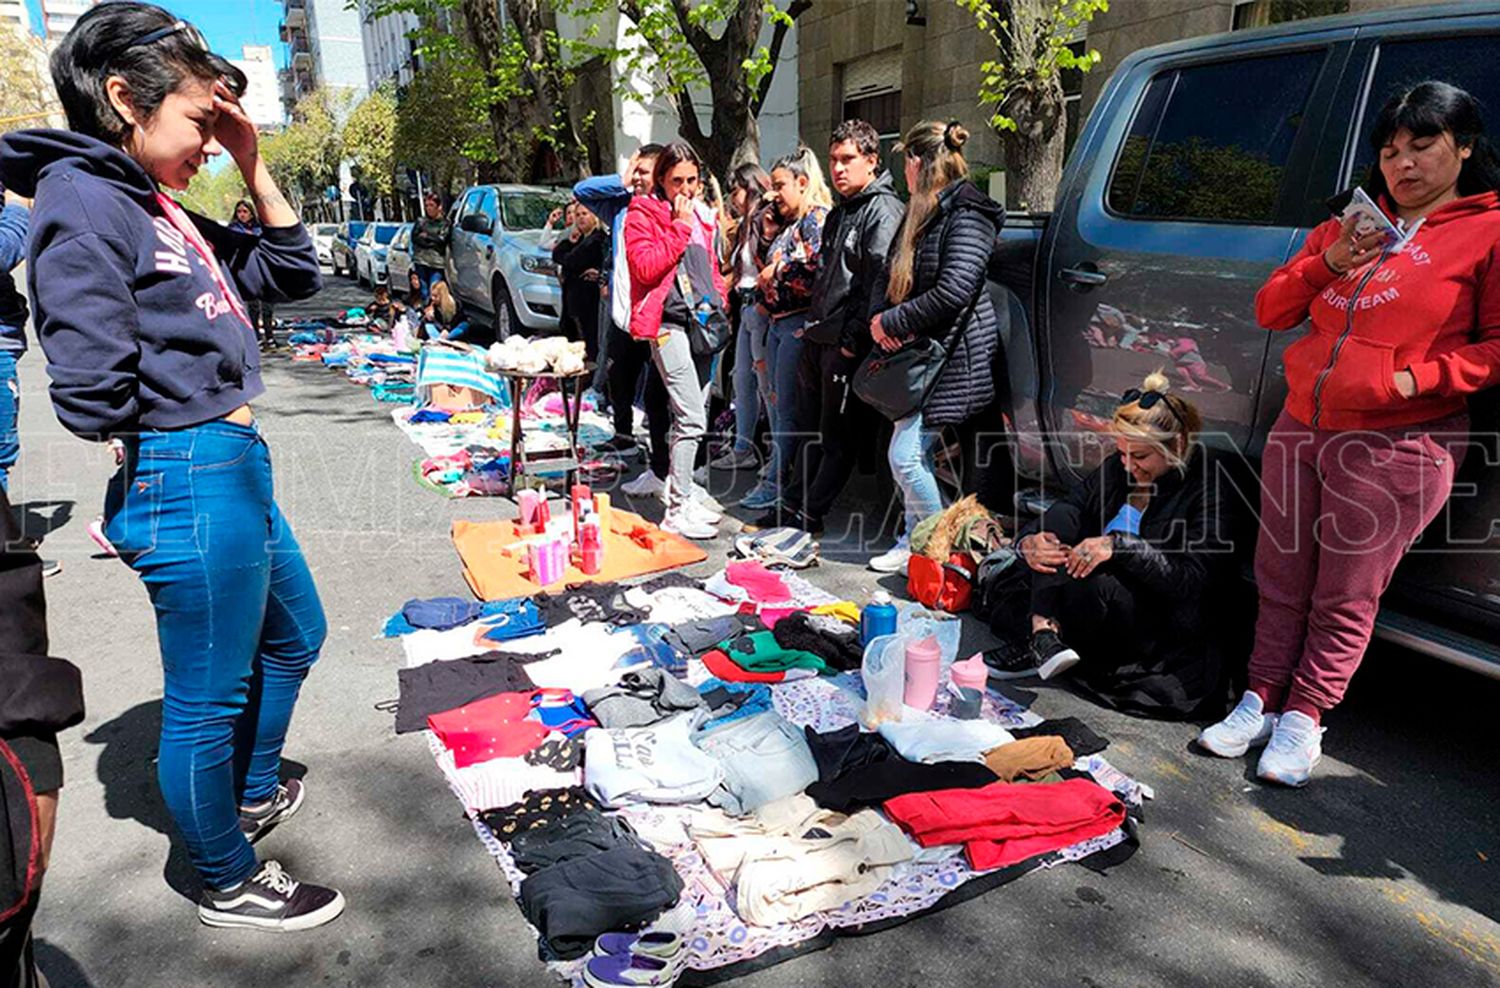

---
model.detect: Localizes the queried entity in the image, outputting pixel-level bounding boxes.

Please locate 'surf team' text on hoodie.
[1255,190,1500,431]
[0,130,322,440]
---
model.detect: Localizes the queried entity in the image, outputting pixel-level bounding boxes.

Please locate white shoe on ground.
[710,446,758,470]
[1255,710,1324,787]
[662,509,717,540]
[868,542,911,575]
[622,469,666,498]
[1196,690,1279,758]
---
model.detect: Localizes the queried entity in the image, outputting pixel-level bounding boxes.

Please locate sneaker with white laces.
[1196,690,1279,758]
[868,541,911,574]
[682,499,722,526]
[1255,710,1324,787]
[661,509,717,540]
[710,445,758,470]
[198,860,345,932]
[1028,629,1081,680]
[738,480,780,511]
[238,779,305,845]
[622,469,666,498]
[660,481,723,520]
[691,482,724,515]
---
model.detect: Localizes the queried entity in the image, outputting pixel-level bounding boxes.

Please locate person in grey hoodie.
[0,2,341,933]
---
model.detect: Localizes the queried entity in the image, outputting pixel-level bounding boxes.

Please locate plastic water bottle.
[860,590,899,646]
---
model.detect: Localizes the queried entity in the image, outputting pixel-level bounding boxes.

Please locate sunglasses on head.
[1120,387,1187,432]
[123,20,210,54]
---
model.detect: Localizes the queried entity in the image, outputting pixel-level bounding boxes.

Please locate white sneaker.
[622,469,666,498]
[1256,711,1324,787]
[662,509,717,540]
[868,541,911,575]
[710,446,758,470]
[691,482,724,515]
[1197,691,1278,758]
[693,465,708,485]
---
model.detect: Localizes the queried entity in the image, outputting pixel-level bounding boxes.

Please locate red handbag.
[907,552,975,613]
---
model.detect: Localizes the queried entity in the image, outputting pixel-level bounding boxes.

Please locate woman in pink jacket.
[622,141,727,540]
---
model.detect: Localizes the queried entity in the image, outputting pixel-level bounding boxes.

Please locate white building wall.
[0,1,31,34]
[41,0,94,41]
[358,0,419,90]
[231,45,284,129]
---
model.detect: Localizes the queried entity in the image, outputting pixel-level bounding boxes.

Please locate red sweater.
[623,195,724,341]
[1255,190,1500,430]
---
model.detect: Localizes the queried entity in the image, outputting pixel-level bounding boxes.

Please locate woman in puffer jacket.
[867,120,1003,575]
[1198,81,1500,787]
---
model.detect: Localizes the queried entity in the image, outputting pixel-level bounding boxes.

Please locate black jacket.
[553,229,607,329]
[1,484,84,923]
[876,181,1003,427]
[802,170,904,355]
[1011,445,1252,717]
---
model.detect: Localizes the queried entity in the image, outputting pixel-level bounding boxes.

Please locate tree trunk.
[506,0,592,181]
[999,81,1067,213]
[459,0,517,180]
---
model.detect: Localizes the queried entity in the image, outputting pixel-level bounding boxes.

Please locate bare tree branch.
[754,0,811,113]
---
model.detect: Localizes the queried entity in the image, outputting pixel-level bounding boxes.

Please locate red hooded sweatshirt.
[623,194,724,341]
[1255,190,1500,431]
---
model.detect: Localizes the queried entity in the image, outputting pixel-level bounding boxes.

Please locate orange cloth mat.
[452,509,708,601]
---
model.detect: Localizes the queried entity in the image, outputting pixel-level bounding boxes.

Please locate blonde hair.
[887,120,970,304]
[430,280,458,324]
[1112,370,1203,469]
[770,145,833,216]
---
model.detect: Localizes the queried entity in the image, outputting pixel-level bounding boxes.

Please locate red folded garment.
[883,778,1126,871]
[428,690,550,768]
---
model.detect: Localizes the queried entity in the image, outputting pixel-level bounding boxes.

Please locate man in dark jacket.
[760,120,904,533]
[1,482,83,987]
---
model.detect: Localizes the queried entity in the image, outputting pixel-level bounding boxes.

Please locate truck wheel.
[492,275,519,340]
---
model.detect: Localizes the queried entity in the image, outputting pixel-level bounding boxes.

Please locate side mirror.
[461,213,493,235]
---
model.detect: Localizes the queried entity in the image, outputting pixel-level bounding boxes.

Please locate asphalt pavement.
[6,273,1498,988]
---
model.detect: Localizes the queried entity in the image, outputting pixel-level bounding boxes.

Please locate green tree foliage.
[393,53,495,196]
[344,84,399,197]
[177,165,249,221]
[260,88,346,212]
[955,0,1108,210]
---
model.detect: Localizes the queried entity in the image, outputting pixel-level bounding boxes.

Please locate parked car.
[386,223,415,290]
[311,223,338,268]
[330,220,368,278]
[988,0,1500,675]
[355,222,403,286]
[446,184,569,336]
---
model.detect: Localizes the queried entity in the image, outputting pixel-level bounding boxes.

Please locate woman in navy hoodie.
[0,3,341,932]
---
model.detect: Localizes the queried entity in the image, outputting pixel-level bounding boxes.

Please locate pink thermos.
[903,635,942,710]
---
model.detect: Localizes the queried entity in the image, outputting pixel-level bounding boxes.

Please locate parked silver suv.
[446,184,569,336]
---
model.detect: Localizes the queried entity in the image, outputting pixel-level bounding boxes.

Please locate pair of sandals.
[582,931,686,987]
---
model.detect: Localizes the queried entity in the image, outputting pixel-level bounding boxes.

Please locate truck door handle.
[1059,265,1107,287]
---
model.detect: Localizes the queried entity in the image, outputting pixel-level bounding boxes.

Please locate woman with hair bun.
[866,120,1003,574]
[983,371,1248,720]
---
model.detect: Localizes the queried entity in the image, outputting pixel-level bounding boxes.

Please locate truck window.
[1348,35,1500,185]
[1106,50,1324,223]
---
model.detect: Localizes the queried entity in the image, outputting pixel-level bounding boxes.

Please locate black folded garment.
[803,723,998,811]
[507,808,642,874]
[519,847,683,960]
[393,651,539,733]
[773,611,864,671]
[1010,717,1109,756]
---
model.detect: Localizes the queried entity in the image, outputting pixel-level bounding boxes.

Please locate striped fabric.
[416,345,503,402]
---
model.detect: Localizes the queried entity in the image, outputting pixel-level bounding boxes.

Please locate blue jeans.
[414,264,445,299]
[765,312,806,485]
[888,411,944,538]
[0,351,17,493]
[105,421,327,890]
[732,304,767,453]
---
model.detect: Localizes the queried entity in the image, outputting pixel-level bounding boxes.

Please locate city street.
[7,273,1499,988]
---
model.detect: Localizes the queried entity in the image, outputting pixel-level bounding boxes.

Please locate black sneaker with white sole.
[983,638,1041,680]
[199,860,345,932]
[239,779,305,845]
[1030,629,1081,680]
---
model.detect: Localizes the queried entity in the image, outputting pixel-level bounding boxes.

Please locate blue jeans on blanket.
[105,420,327,890]
[693,711,818,815]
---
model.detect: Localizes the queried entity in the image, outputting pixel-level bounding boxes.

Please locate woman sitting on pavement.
[422,279,470,342]
[983,371,1247,720]
[1198,80,1500,786]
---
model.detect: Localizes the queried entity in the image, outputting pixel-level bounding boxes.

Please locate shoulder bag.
[852,285,981,422]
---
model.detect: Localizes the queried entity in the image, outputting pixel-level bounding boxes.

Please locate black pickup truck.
[989,1,1500,676]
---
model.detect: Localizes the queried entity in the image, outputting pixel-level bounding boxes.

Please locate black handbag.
[852,289,980,422]
[675,244,732,357]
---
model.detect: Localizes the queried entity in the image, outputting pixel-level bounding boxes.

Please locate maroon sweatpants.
[1247,408,1468,717]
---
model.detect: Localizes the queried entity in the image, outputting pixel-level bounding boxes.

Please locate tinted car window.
[1107,50,1324,223]
[500,192,568,231]
[457,189,484,221]
[1349,35,1500,184]
[372,224,401,245]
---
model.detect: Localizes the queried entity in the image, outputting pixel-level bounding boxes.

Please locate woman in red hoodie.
[622,141,727,540]
[1199,81,1500,786]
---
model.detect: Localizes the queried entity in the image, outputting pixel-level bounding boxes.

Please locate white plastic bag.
[859,633,906,728]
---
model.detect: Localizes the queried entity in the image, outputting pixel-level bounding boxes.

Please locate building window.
[1233,0,1349,31]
